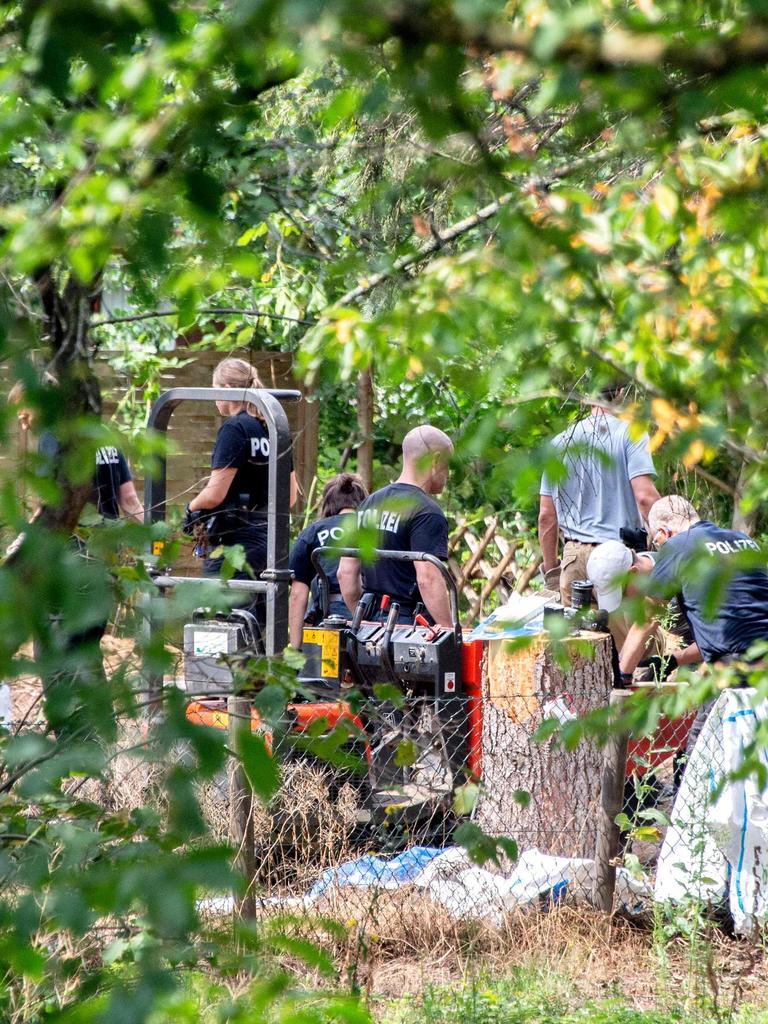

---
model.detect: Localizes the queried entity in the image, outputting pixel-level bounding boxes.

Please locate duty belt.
[371,594,415,612]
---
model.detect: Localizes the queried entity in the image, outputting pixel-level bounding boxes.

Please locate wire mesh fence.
[12,651,766,942]
[52,686,707,926]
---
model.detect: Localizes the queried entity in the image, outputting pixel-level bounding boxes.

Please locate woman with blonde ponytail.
[186,357,297,634]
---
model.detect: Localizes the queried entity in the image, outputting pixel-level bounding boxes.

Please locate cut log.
[474,632,613,859]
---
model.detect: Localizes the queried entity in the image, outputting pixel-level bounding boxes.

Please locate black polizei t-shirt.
[357,482,448,606]
[38,432,131,520]
[290,513,353,594]
[649,520,768,662]
[93,446,132,519]
[209,411,293,544]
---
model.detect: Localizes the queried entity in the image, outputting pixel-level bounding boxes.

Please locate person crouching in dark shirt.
[338,425,454,626]
[288,473,368,648]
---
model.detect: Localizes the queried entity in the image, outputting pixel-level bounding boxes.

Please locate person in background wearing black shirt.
[338,425,454,625]
[10,382,144,523]
[288,472,368,647]
[186,358,297,628]
[38,436,144,522]
[8,381,143,736]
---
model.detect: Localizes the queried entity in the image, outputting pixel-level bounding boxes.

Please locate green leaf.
[453,781,479,816]
[254,684,288,723]
[372,683,405,706]
[394,739,417,767]
[632,826,662,843]
[238,731,280,803]
[533,718,560,744]
[237,223,268,246]
[454,823,517,868]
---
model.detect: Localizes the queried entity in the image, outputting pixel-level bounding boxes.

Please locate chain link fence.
[13,641,766,943]
[51,689,702,924]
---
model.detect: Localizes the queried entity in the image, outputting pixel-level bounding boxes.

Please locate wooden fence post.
[228,693,256,921]
[593,688,631,913]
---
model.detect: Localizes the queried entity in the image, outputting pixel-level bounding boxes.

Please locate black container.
[570,580,594,609]
[543,604,566,632]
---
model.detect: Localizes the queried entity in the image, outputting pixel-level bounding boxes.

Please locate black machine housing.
[299,547,467,799]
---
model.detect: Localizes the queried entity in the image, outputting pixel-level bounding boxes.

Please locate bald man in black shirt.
[338,425,454,625]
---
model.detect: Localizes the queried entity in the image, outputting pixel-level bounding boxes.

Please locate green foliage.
[4,0,768,1018]
[386,969,691,1024]
[454,822,518,867]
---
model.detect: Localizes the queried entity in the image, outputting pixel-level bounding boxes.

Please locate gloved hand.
[182,505,205,537]
[639,652,679,681]
[541,562,562,590]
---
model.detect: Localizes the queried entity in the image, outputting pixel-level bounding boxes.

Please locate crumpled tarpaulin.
[307,845,651,922]
[655,688,768,934]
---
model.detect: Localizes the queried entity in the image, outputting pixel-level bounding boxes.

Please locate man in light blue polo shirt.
[538,384,660,643]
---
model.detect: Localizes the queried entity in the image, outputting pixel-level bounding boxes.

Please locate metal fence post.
[593,688,631,913]
[228,693,256,921]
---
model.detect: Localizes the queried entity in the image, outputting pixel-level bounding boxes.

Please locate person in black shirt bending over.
[185,358,297,628]
[288,472,368,647]
[338,425,454,626]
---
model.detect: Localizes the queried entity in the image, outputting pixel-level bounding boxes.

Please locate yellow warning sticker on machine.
[303,628,340,678]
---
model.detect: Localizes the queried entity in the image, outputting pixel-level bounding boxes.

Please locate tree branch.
[330,148,615,311]
[92,306,316,328]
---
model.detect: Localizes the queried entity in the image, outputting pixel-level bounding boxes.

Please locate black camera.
[619,526,649,552]
[544,581,609,634]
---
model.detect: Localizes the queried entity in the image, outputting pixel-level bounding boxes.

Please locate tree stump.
[474,632,613,858]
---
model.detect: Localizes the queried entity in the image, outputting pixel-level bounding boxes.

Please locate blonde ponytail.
[212,357,264,418]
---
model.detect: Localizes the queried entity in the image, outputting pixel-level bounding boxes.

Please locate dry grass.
[200,759,363,893]
[267,893,768,1012]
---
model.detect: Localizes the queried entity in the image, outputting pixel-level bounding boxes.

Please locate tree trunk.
[356,368,374,491]
[732,457,758,536]
[35,271,103,533]
[474,633,613,858]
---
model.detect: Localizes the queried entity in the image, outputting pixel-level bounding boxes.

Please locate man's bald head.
[401,425,453,494]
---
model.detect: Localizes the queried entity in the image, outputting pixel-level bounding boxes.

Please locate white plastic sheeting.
[0,684,12,730]
[306,845,650,922]
[655,688,768,934]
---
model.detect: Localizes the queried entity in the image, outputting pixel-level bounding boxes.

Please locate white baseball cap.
[586,541,633,613]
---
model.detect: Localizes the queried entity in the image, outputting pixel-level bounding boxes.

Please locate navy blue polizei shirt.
[357,482,448,607]
[209,411,292,544]
[38,432,131,520]
[649,520,768,662]
[290,512,353,595]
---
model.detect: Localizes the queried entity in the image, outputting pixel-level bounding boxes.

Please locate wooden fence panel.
[449,515,541,624]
